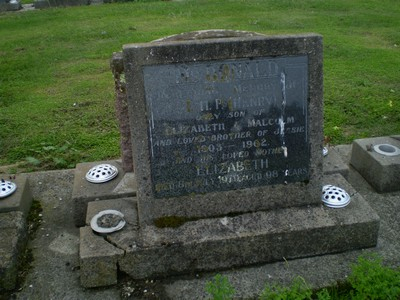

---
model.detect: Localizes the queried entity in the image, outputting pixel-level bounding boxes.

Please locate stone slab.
[0,211,27,291]
[79,226,124,288]
[79,173,379,285]
[81,197,139,288]
[117,173,379,279]
[72,160,136,227]
[0,174,33,215]
[85,197,138,227]
[123,32,324,225]
[350,136,400,192]
[323,146,349,178]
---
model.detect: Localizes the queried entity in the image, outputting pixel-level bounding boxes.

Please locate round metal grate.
[90,210,126,234]
[322,185,351,208]
[0,179,17,199]
[85,164,118,184]
[373,143,400,157]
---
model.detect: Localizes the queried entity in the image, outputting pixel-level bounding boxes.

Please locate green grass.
[205,254,400,299]
[1,0,399,170]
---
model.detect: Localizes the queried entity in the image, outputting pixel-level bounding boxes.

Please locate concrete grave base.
[350,135,400,192]
[0,174,32,291]
[72,160,136,227]
[0,212,27,291]
[0,0,21,11]
[0,174,32,215]
[80,197,137,287]
[79,173,379,288]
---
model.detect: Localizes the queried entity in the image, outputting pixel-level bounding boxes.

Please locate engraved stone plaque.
[144,56,309,198]
[123,32,323,225]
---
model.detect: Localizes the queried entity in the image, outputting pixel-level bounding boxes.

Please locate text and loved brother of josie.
[144,56,310,198]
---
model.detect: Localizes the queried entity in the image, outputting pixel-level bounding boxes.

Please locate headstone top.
[152,29,266,42]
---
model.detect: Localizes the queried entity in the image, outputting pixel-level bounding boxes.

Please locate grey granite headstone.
[34,0,88,8]
[0,0,21,11]
[123,30,324,225]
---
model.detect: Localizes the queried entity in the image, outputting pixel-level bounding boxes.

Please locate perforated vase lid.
[0,179,17,199]
[85,164,118,183]
[322,185,351,208]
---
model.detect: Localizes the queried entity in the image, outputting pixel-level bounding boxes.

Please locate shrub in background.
[349,253,400,300]
[205,254,400,299]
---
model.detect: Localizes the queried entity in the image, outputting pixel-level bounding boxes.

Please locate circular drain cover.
[90,210,126,234]
[322,185,351,208]
[0,180,17,199]
[85,164,118,183]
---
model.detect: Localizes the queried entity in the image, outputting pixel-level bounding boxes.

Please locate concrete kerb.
[0,212,28,291]
[0,174,33,291]
[350,136,400,193]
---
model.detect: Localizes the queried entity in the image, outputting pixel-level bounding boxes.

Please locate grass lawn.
[0,0,399,171]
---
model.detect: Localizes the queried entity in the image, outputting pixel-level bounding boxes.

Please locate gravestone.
[79,30,380,287]
[33,0,89,9]
[0,0,21,11]
[123,30,324,226]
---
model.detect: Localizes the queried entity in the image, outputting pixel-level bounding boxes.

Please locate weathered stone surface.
[0,174,32,215]
[350,136,400,192]
[115,173,378,279]
[79,226,124,288]
[323,146,349,178]
[123,31,324,225]
[0,176,32,290]
[72,160,136,227]
[0,212,27,291]
[112,172,136,195]
[85,197,138,226]
[111,52,133,173]
[79,197,140,289]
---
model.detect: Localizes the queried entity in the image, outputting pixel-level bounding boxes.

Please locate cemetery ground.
[0,0,400,299]
[0,0,399,171]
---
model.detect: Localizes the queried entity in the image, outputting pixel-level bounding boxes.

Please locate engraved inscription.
[144,56,309,198]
